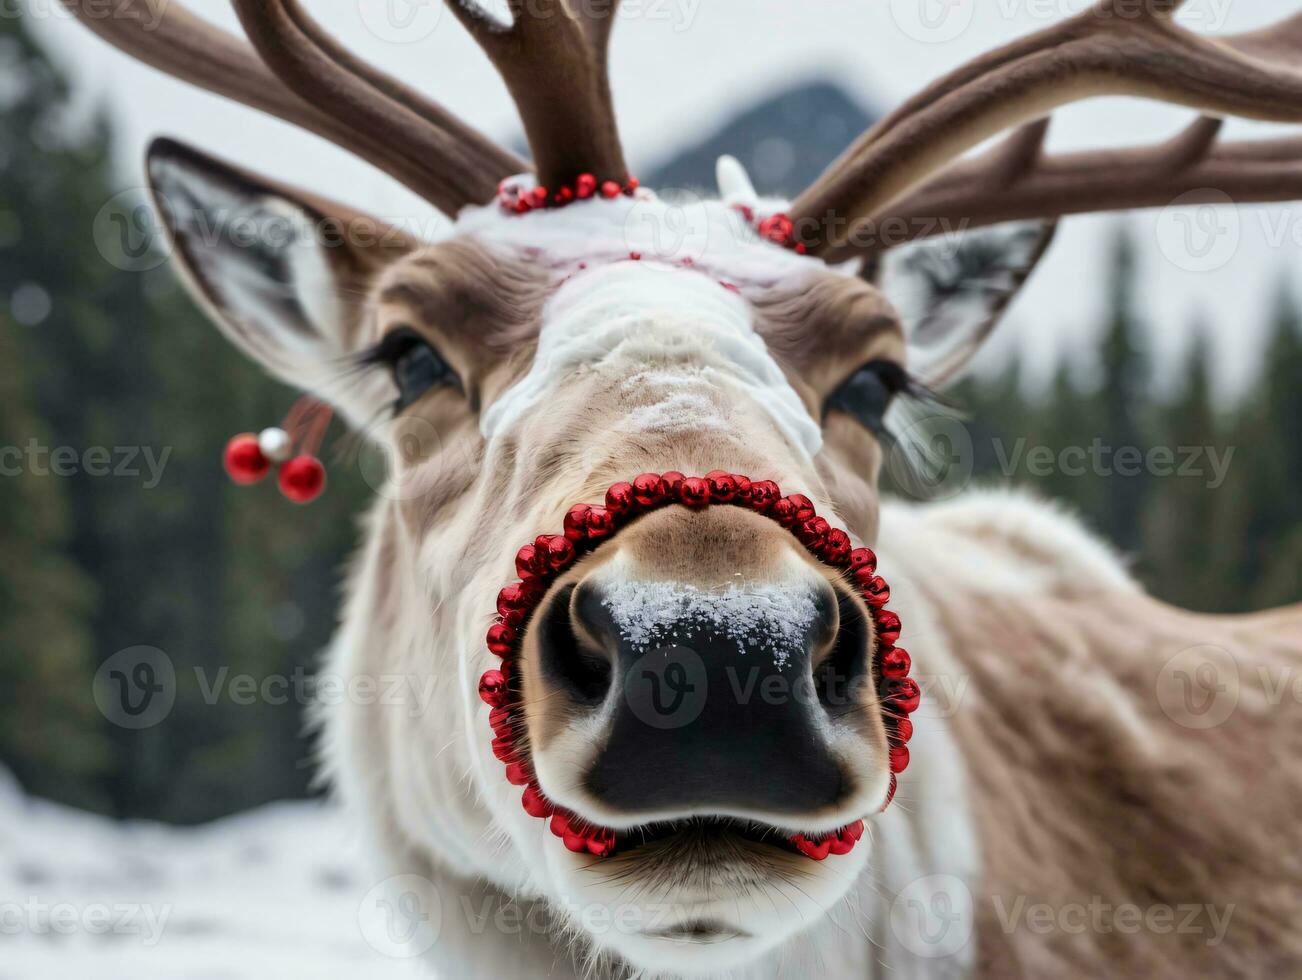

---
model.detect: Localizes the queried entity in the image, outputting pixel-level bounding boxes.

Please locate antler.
[830,119,1302,257]
[228,0,524,211]
[791,3,1302,254]
[446,0,628,189]
[57,1,629,214]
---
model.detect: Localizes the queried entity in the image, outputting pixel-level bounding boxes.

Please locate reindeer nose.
[542,575,867,817]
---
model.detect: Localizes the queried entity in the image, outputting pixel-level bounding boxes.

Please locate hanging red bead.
[479,472,918,861]
[223,434,270,485]
[278,455,326,504]
[224,397,332,504]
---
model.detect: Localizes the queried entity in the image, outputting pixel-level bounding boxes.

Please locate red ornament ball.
[223,433,271,485]
[880,646,912,680]
[277,455,326,503]
[605,482,635,515]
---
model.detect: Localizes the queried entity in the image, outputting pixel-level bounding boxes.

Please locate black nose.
[539,578,869,817]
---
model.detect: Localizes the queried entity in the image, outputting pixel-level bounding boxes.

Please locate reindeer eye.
[826,361,911,436]
[365,327,458,412]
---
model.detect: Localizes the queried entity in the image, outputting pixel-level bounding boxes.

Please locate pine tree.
[1095,226,1152,554]
[1241,277,1302,609]
[1142,319,1227,610]
[2,12,371,819]
[0,323,106,805]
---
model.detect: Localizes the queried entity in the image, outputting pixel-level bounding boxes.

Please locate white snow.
[601,579,819,667]
[0,768,424,980]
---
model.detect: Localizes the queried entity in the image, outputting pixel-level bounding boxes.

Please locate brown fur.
[930,585,1302,977]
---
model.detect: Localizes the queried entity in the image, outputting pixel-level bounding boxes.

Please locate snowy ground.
[0,769,426,980]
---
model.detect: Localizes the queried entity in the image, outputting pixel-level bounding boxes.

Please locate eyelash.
[826,361,942,439]
[357,327,458,412]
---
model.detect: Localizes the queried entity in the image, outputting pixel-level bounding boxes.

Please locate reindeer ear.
[145,138,415,426]
[873,222,1056,387]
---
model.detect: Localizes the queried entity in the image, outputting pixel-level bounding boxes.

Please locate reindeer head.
[67,0,1302,972]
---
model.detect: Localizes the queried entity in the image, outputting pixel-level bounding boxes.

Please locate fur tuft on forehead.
[451,191,842,289]
[480,261,825,457]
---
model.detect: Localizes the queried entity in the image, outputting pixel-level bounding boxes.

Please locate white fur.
[452,184,835,291]
[715,154,759,207]
[481,261,824,458]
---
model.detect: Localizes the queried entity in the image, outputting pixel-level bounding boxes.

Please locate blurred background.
[0,0,1299,973]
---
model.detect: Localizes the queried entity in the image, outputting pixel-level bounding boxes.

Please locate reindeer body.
[51,1,1302,976]
[324,485,1302,978]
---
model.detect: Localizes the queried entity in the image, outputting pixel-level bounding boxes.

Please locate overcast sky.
[29,0,1302,403]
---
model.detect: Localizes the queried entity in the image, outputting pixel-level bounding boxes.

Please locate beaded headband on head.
[480,471,920,861]
[496,172,805,254]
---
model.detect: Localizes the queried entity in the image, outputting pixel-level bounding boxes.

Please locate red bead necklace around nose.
[221,395,330,504]
[480,471,920,861]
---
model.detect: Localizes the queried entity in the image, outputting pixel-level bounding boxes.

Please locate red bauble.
[522,784,554,818]
[632,472,665,507]
[486,623,516,658]
[223,433,271,485]
[863,575,891,608]
[679,477,710,507]
[605,482,635,515]
[492,735,516,763]
[876,610,902,645]
[543,535,575,570]
[880,647,911,680]
[564,504,592,541]
[848,547,877,574]
[792,834,832,861]
[586,829,617,857]
[704,470,738,502]
[887,677,922,714]
[585,506,615,539]
[505,760,531,786]
[478,670,507,707]
[889,744,910,773]
[277,455,326,503]
[787,493,815,522]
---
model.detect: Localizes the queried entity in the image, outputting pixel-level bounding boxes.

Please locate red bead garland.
[730,204,807,254]
[498,173,641,214]
[480,471,920,860]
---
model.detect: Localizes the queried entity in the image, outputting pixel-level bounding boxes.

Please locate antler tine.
[827,118,1302,259]
[60,0,524,214]
[57,1,350,147]
[231,0,525,214]
[447,0,628,190]
[791,4,1302,254]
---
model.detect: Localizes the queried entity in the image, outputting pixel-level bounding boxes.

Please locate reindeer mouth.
[480,471,919,860]
[603,816,826,859]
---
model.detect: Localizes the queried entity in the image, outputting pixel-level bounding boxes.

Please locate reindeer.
[59,1,1302,977]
